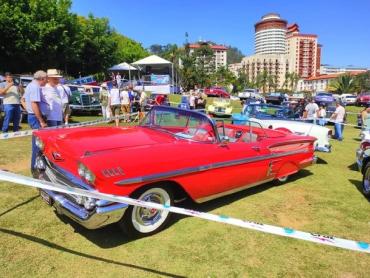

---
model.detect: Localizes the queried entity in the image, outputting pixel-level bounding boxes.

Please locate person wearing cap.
[42,69,63,127]
[57,79,72,125]
[0,72,22,133]
[22,70,48,173]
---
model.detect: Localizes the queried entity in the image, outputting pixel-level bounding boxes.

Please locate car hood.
[36,126,175,158]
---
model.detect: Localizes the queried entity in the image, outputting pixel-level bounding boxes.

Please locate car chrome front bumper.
[69,105,101,111]
[41,188,128,229]
[35,156,128,229]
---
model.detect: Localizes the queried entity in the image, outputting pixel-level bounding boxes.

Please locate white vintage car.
[356,130,370,197]
[250,118,332,152]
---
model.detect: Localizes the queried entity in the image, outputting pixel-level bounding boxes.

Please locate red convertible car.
[204,87,230,98]
[32,106,316,237]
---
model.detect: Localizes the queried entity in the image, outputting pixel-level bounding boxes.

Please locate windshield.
[269,93,282,97]
[140,106,217,143]
[317,93,332,97]
[245,104,295,118]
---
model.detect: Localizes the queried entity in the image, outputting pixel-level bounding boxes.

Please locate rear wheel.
[362,162,370,197]
[119,186,173,238]
[274,175,289,185]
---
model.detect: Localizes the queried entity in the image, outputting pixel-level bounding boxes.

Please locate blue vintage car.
[232,104,299,124]
[314,92,335,104]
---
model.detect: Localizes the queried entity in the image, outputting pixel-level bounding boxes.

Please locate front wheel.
[362,162,370,197]
[119,186,173,238]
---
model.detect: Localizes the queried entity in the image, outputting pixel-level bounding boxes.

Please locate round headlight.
[78,163,86,177]
[85,170,96,184]
[35,137,44,151]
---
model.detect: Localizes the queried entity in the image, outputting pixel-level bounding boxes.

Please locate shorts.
[63,103,71,116]
[111,105,121,116]
[121,104,130,113]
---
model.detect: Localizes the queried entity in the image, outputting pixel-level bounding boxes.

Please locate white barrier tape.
[0,170,369,253]
[0,112,140,140]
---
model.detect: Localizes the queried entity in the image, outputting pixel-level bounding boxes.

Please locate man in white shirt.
[330,101,346,141]
[304,98,319,124]
[57,81,72,125]
[109,83,121,127]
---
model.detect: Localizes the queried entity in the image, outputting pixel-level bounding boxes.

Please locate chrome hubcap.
[135,193,164,226]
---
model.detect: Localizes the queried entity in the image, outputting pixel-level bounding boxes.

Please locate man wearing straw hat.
[42,69,63,127]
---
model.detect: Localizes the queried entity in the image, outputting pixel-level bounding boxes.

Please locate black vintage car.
[265,92,287,105]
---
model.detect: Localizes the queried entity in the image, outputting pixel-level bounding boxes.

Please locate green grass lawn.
[0,103,369,277]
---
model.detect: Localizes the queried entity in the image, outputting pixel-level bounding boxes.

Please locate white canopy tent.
[108,62,137,81]
[132,55,174,85]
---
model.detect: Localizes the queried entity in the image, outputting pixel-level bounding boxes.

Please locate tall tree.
[227,46,244,64]
[256,71,270,94]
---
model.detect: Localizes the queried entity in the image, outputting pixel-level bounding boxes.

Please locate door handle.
[251,146,261,151]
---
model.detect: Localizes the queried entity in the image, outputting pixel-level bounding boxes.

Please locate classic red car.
[32,106,316,237]
[204,87,230,98]
[357,92,370,106]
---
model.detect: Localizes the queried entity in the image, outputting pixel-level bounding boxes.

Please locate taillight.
[361,141,370,150]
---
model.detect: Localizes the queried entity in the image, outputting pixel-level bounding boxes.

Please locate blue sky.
[72,0,370,68]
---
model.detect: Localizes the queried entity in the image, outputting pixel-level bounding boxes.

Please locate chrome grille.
[80,94,90,106]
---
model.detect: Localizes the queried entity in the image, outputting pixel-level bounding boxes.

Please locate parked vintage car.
[356,92,370,106]
[314,92,335,105]
[340,94,357,106]
[204,87,230,98]
[143,93,170,111]
[207,98,233,117]
[32,106,316,237]
[67,85,101,115]
[289,93,305,102]
[238,88,262,100]
[356,130,370,197]
[265,92,287,105]
[232,104,332,152]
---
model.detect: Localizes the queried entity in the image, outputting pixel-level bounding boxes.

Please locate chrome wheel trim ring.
[132,188,171,234]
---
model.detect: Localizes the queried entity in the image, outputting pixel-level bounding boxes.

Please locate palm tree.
[289,72,300,92]
[256,70,269,94]
[283,72,291,90]
[328,74,356,94]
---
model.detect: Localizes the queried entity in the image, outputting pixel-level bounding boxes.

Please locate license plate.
[40,190,53,206]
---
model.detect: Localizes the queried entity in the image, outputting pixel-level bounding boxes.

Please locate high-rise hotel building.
[230,13,321,89]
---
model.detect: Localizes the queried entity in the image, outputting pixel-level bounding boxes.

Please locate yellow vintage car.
[207,98,233,117]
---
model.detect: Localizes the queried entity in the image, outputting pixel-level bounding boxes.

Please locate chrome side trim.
[115,149,309,185]
[195,178,274,203]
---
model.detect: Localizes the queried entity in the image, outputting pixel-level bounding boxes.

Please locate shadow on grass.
[316,157,328,164]
[348,163,359,171]
[0,195,39,218]
[348,179,370,203]
[0,227,186,277]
